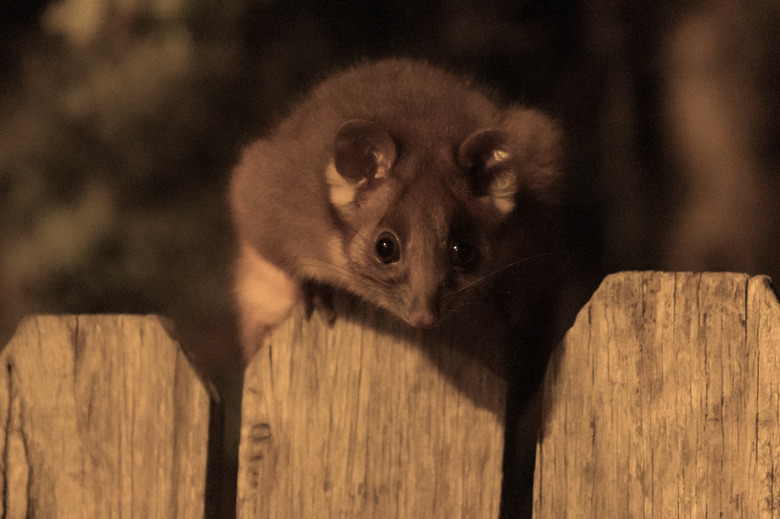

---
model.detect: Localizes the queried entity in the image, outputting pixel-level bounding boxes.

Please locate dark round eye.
[375,232,400,264]
[449,239,477,269]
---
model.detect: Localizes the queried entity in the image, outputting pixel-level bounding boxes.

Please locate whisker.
[450,301,490,310]
[456,251,562,295]
[294,256,397,302]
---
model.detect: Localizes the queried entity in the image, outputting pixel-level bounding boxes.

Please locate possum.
[229,58,563,362]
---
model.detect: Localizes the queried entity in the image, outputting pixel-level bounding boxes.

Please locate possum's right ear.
[328,120,396,209]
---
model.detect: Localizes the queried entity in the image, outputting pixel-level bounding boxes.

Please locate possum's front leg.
[301,280,337,324]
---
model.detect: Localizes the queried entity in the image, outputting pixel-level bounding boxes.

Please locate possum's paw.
[302,281,337,325]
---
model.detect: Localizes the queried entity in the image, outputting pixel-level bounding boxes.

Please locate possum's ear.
[328,120,396,208]
[499,108,564,205]
[457,128,518,215]
[459,110,564,216]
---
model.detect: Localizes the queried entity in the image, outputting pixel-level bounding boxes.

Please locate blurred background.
[0,0,778,513]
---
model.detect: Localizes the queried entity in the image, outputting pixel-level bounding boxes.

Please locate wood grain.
[0,315,214,518]
[534,272,780,518]
[237,298,508,519]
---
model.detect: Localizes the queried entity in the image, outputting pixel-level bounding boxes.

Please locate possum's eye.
[449,239,478,270]
[374,232,400,264]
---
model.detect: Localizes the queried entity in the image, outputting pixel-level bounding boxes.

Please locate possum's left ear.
[499,108,564,205]
[457,128,518,215]
[458,109,563,216]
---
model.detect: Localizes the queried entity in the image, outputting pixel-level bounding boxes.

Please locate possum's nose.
[406,286,441,328]
[408,309,437,328]
[406,245,443,328]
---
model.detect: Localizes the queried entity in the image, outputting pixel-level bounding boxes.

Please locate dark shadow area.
[204,396,230,519]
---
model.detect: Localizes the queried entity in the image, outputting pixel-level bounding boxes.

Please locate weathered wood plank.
[0,315,214,518]
[534,272,780,518]
[237,298,508,519]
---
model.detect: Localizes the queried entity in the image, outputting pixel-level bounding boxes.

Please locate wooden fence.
[1,272,777,518]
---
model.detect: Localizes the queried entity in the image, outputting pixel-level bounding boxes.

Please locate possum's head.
[325,113,562,328]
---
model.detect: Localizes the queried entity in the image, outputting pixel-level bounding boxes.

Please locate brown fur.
[230,58,563,361]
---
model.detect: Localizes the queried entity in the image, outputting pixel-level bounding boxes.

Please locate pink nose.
[408,310,436,328]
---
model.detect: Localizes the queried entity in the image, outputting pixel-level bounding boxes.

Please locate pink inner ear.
[334,139,378,183]
[334,119,396,184]
[457,128,513,197]
[457,129,510,174]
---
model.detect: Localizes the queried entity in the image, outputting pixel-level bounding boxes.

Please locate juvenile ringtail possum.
[230,58,563,362]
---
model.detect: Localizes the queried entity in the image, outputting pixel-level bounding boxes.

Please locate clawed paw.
[302,281,337,325]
